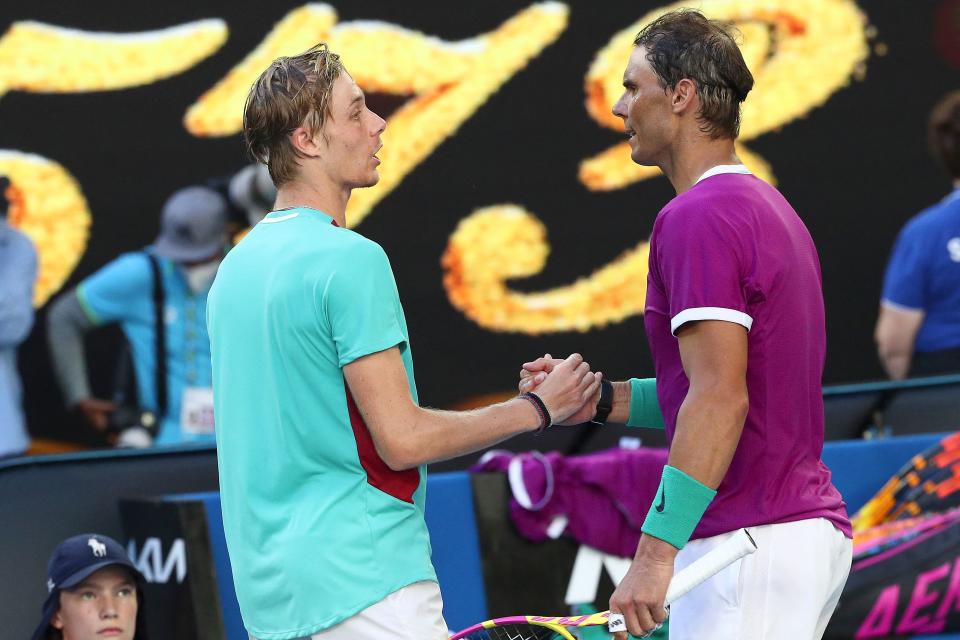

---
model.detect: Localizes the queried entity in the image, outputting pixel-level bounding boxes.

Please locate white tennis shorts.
[668,518,852,640]
[310,580,448,640]
[248,581,448,640]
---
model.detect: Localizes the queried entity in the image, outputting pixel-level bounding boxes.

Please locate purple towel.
[472,447,668,557]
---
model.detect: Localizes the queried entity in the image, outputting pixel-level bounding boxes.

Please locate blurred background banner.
[0,0,956,445]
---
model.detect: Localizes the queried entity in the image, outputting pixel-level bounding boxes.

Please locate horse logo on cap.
[87,537,107,558]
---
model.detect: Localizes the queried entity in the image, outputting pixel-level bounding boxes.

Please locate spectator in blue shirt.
[0,175,38,459]
[876,91,960,378]
[47,186,228,446]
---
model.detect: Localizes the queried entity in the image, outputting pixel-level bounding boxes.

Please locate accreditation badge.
[181,387,215,434]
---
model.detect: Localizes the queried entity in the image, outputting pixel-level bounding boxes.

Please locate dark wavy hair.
[634,10,754,139]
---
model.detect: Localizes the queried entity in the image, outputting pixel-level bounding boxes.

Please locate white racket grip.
[608,614,627,633]
[665,528,757,604]
[607,529,757,633]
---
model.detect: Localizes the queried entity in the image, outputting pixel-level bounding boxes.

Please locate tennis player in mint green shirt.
[207,43,602,640]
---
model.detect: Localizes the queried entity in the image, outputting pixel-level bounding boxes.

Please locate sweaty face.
[53,566,138,640]
[318,73,387,189]
[611,47,675,167]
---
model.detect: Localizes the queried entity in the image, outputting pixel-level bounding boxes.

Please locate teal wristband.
[627,378,665,429]
[641,465,717,550]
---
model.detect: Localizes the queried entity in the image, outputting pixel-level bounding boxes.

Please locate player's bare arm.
[345,348,602,470]
[669,319,749,486]
[609,319,748,638]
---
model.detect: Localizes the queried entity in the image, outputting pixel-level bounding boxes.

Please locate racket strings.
[461,624,566,640]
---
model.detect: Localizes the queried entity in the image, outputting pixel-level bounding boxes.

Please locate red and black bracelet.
[520,391,553,433]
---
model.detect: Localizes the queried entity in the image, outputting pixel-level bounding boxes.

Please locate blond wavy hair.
[243,43,345,186]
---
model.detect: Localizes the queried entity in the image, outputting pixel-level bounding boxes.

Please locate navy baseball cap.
[32,534,145,640]
[153,186,228,262]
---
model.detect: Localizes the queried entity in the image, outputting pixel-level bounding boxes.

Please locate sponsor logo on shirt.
[948,237,960,262]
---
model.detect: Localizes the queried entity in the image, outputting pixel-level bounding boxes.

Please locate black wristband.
[521,391,553,433]
[591,378,613,425]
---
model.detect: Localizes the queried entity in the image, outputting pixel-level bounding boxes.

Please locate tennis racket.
[449,528,757,640]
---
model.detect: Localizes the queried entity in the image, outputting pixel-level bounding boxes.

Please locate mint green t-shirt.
[207,208,435,640]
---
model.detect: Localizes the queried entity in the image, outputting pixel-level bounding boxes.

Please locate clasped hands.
[517,353,603,426]
[519,353,674,639]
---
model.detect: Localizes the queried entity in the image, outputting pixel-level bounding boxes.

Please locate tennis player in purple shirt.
[522,10,851,639]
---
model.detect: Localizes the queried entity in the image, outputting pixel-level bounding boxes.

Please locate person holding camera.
[47,186,228,447]
[0,175,38,460]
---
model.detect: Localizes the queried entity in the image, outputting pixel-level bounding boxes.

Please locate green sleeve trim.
[75,285,104,326]
[641,465,717,550]
[627,377,664,429]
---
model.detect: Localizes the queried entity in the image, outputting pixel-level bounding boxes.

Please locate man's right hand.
[74,398,117,432]
[525,353,602,426]
[519,354,600,425]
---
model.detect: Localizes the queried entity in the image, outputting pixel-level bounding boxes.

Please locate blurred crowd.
[1,91,960,459]
[1,164,276,458]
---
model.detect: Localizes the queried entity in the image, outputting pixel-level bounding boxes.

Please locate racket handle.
[607,528,757,633]
[665,528,756,604]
